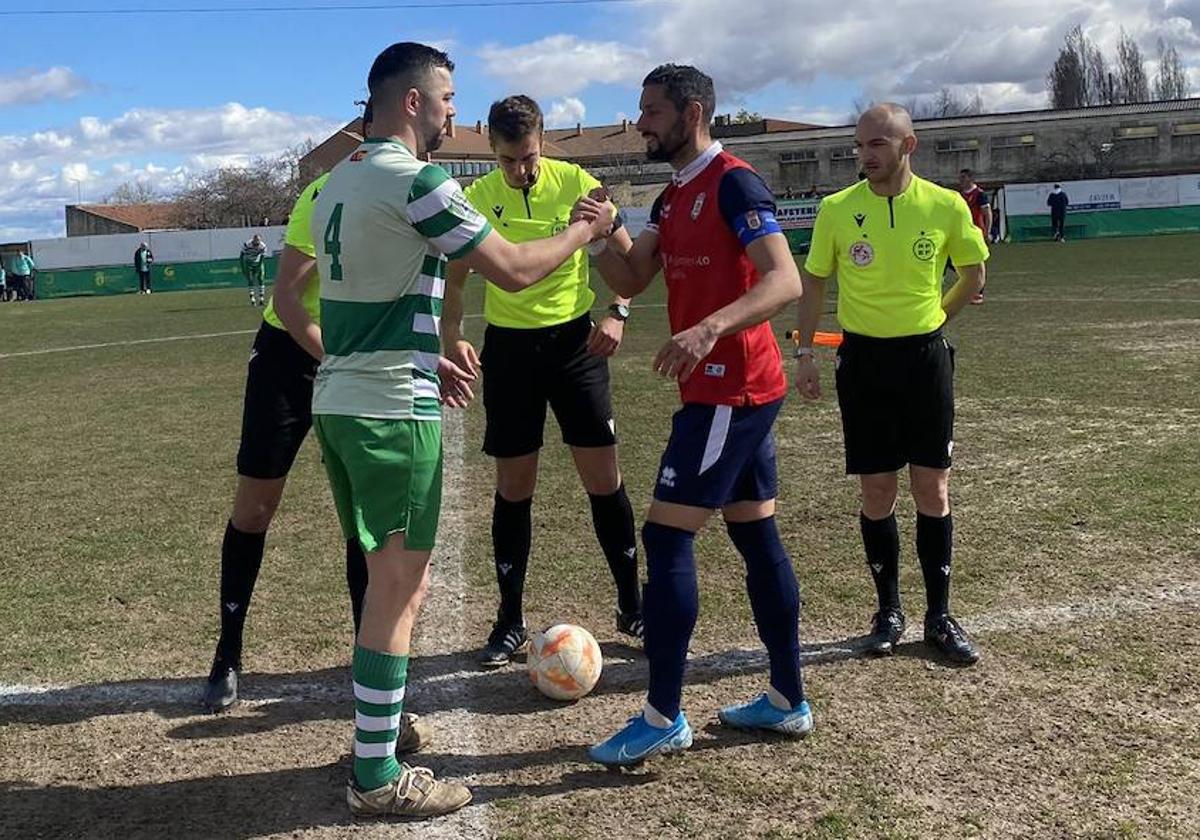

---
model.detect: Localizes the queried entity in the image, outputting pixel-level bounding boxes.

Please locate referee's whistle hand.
[794,357,821,400]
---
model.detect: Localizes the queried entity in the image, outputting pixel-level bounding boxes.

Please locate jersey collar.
[672,141,723,188]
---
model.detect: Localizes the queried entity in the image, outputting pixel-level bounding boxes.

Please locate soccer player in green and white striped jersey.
[277,41,616,820]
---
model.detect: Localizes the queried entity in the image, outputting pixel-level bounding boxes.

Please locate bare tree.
[1030,126,1126,181]
[1115,28,1150,103]
[1049,24,1117,108]
[1154,39,1190,100]
[170,144,310,229]
[1048,27,1088,108]
[102,180,159,205]
[851,88,982,121]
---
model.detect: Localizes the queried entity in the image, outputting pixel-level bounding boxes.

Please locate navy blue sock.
[916,512,953,618]
[727,517,805,707]
[641,521,698,721]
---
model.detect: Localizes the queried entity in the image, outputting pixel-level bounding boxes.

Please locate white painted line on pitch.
[5,579,1197,707]
[0,305,673,360]
[411,407,493,839]
[0,329,257,359]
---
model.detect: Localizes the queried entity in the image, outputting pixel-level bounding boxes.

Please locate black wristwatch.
[607,303,630,321]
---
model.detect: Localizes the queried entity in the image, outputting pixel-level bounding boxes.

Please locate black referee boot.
[479,620,528,668]
[202,653,239,712]
[865,607,905,656]
[924,614,980,665]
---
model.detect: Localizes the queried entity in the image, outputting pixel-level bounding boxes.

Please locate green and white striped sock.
[352,645,409,791]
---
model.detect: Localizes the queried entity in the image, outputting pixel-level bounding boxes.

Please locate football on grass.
[527,623,602,700]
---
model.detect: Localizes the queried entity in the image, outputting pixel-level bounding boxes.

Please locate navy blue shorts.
[652,399,782,509]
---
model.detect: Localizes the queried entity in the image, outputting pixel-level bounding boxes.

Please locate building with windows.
[725,98,1200,193]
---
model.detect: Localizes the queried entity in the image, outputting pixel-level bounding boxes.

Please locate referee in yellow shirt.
[442,95,642,666]
[794,104,988,664]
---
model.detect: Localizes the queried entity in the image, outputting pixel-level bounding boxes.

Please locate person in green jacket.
[240,234,268,307]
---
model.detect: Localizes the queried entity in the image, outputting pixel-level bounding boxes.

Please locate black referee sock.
[916,512,954,618]
[216,521,267,668]
[587,484,642,615]
[860,512,901,612]
[345,539,368,637]
[492,493,533,627]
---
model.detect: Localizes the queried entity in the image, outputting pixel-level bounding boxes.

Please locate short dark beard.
[645,118,688,163]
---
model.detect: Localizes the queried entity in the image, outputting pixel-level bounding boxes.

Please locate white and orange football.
[527,623,603,701]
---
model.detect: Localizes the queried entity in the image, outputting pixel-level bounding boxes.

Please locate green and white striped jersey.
[310,138,491,420]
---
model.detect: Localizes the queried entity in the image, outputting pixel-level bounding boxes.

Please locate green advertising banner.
[1007,205,1200,242]
[35,256,279,299]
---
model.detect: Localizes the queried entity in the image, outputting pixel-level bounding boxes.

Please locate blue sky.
[2,0,1198,239]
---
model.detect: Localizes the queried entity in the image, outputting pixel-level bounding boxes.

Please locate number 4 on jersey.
[323,202,344,281]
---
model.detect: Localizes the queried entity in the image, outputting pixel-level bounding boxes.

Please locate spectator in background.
[990,190,1002,243]
[9,250,36,301]
[1047,184,1069,242]
[240,234,268,307]
[134,242,154,294]
[0,262,7,302]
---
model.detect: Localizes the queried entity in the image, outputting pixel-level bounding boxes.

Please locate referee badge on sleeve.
[849,241,874,267]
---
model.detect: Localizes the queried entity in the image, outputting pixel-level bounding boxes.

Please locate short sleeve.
[803,199,836,278]
[946,194,990,266]
[577,164,603,199]
[407,164,493,260]
[284,175,327,257]
[717,168,782,247]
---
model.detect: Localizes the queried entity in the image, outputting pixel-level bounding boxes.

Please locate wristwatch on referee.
[607,302,630,322]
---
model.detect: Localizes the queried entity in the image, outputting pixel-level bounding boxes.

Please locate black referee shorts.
[834,328,955,475]
[481,313,617,458]
[236,322,320,480]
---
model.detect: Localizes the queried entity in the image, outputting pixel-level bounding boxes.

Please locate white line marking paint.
[0,305,676,360]
[5,580,1196,706]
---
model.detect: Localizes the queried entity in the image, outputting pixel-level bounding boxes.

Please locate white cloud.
[546,97,587,128]
[645,0,1199,110]
[478,35,650,99]
[479,2,1198,120]
[0,66,92,107]
[0,103,337,240]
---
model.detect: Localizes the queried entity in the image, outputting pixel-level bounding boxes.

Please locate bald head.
[857,103,913,139]
[854,103,917,191]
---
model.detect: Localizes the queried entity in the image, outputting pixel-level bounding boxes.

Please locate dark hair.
[362,98,374,127]
[642,63,715,121]
[960,168,973,177]
[488,95,543,143]
[367,42,454,98]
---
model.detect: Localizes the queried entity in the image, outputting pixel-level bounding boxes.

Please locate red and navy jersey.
[961,185,990,235]
[648,144,788,407]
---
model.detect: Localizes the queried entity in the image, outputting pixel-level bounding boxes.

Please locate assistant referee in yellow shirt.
[794,103,988,665]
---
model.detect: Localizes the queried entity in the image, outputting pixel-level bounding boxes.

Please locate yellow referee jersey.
[262,173,328,330]
[462,157,602,328]
[805,175,989,338]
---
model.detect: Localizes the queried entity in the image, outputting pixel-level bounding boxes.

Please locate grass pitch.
[2,235,1198,839]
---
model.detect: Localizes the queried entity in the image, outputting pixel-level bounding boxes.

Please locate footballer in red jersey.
[580,64,813,768]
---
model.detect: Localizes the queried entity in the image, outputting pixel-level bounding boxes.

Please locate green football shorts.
[312,414,443,552]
